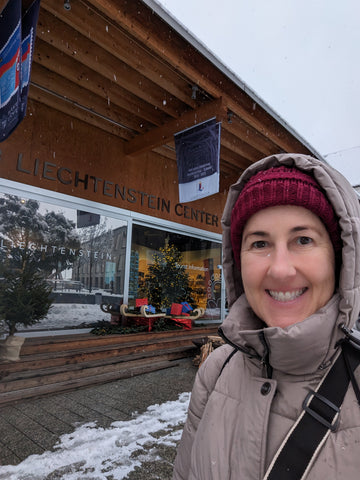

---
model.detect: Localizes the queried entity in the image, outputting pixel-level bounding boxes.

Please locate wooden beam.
[219,161,241,177]
[31,63,154,134]
[220,146,253,170]
[87,0,313,155]
[36,8,185,118]
[33,39,170,128]
[220,129,264,162]
[222,115,283,157]
[41,0,197,109]
[124,98,227,156]
[29,85,131,141]
[152,146,176,162]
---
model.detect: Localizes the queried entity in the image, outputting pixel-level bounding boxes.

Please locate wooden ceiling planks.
[11,0,317,189]
[82,0,313,154]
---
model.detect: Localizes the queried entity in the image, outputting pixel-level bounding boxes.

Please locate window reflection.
[0,192,222,332]
[0,193,127,331]
[131,224,222,320]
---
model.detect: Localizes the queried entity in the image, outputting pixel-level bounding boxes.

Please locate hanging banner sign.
[77,210,101,228]
[0,0,40,142]
[174,117,221,203]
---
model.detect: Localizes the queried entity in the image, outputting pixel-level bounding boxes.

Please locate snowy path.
[0,393,190,480]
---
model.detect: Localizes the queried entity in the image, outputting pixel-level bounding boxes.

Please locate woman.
[173,153,360,479]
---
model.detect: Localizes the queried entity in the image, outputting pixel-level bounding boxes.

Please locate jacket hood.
[221,153,360,330]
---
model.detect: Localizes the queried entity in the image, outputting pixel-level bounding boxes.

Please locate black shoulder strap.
[218,347,238,377]
[263,339,360,480]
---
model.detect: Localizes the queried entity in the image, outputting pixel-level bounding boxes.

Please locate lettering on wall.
[12,153,219,227]
[0,238,113,261]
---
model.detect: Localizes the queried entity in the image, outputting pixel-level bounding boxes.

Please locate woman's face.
[240,205,336,328]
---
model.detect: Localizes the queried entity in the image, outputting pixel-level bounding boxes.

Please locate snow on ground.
[0,392,190,480]
[16,303,107,333]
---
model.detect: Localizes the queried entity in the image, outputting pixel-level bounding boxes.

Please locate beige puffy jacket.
[173,154,360,480]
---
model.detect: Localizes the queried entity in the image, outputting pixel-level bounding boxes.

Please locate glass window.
[130,224,222,320]
[0,193,127,332]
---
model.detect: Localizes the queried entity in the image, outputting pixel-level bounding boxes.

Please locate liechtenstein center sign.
[174,118,221,203]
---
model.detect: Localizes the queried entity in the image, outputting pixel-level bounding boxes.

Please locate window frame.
[0,179,225,325]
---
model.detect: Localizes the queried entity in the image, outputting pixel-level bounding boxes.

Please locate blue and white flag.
[0,0,40,142]
[174,118,221,203]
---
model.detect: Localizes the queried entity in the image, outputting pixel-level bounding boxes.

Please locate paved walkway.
[0,357,197,478]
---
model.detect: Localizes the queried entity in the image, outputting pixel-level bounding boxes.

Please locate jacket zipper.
[218,327,273,378]
[218,326,261,359]
[259,331,273,379]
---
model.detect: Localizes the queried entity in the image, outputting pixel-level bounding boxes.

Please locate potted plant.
[0,264,53,361]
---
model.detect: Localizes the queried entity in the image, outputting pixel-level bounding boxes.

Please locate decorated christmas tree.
[142,244,193,311]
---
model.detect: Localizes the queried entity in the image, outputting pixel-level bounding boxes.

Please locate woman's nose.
[267,246,296,279]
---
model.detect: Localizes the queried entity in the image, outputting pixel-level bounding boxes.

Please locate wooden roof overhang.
[7,0,320,190]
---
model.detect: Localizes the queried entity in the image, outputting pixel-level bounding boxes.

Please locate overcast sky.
[154,0,360,186]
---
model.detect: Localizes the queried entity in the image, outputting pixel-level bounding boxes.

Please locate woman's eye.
[297,236,312,245]
[252,240,268,249]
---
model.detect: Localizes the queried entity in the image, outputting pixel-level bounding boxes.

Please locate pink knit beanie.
[231,166,342,271]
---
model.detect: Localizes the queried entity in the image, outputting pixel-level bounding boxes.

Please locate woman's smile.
[267,288,307,302]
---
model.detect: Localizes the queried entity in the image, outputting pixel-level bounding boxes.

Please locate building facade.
[0,0,318,333]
